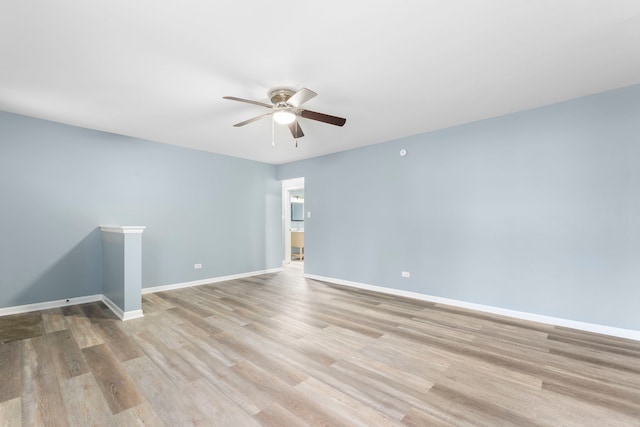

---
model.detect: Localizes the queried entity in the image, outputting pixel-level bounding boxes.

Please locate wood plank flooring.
[0,312,43,344]
[1,263,639,426]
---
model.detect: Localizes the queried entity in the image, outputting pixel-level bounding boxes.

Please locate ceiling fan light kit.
[273,108,296,125]
[223,87,346,146]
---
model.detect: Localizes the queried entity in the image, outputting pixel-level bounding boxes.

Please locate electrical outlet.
[401,271,410,278]
[194,263,202,269]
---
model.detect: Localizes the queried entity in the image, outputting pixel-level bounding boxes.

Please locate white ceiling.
[1,1,640,165]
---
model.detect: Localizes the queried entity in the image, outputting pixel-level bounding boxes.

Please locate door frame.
[282,177,304,264]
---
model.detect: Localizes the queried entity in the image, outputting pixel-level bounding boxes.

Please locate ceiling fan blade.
[223,96,273,109]
[288,120,305,139]
[286,87,317,108]
[233,112,272,127]
[300,109,346,127]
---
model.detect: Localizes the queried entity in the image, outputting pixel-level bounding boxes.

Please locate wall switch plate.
[194,264,202,269]
[401,271,410,278]
[307,211,311,218]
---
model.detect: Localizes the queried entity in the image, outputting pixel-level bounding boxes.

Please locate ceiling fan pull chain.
[271,116,275,147]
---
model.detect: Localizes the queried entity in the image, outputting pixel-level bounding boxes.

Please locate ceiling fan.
[223,87,346,142]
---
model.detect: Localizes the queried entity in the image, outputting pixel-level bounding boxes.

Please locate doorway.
[282,177,305,271]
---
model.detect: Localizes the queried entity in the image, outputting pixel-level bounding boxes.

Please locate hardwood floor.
[0,312,43,344]
[1,264,639,426]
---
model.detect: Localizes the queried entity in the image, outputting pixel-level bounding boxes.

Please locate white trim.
[101,296,144,321]
[0,295,103,317]
[304,274,640,342]
[0,294,144,322]
[99,225,146,234]
[142,268,284,294]
[0,268,282,321]
[121,309,144,321]
[282,177,305,265]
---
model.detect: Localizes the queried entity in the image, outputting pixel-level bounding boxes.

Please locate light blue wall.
[265,178,284,269]
[101,230,143,313]
[123,233,143,312]
[277,84,640,331]
[0,112,282,309]
[3,84,639,331]
[101,232,125,308]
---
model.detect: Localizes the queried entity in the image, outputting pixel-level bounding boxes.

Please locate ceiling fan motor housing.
[269,88,296,105]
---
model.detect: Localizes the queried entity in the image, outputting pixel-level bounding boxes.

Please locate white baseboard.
[304,273,640,342]
[0,294,144,322]
[101,296,144,321]
[0,295,103,317]
[0,268,283,322]
[142,267,284,294]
